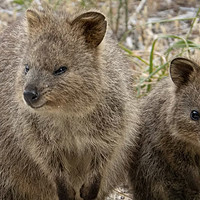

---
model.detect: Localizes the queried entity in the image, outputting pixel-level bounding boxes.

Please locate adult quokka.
[0,1,137,200]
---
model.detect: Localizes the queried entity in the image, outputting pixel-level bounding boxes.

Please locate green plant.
[119,7,200,97]
[13,0,33,9]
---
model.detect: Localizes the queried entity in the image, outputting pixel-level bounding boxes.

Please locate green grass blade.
[147,38,158,92]
[119,44,149,66]
[186,8,200,39]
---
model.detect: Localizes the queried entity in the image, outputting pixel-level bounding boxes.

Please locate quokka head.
[169,57,200,146]
[16,2,107,115]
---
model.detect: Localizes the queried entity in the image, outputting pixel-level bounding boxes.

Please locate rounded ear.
[26,9,43,37]
[26,9,41,29]
[71,12,107,48]
[170,57,199,87]
[26,1,52,37]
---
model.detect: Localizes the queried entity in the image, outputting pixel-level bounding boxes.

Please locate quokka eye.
[25,64,29,75]
[53,66,68,76]
[190,110,200,121]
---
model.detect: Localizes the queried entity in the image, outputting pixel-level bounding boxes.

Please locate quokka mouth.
[27,101,47,109]
[30,103,46,109]
[22,92,48,110]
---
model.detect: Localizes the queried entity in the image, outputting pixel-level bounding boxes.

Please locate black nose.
[23,86,39,106]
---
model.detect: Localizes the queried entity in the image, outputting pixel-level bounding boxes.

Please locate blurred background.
[0,1,200,198]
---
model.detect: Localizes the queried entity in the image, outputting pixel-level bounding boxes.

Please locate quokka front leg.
[56,177,75,200]
[80,174,101,200]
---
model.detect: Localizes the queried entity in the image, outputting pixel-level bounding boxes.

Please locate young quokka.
[130,57,200,200]
[0,1,138,200]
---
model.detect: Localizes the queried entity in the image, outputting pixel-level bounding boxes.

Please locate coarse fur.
[129,57,200,200]
[0,1,137,200]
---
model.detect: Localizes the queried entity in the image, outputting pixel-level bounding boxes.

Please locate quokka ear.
[26,9,41,31]
[170,57,199,87]
[71,12,107,48]
[26,1,52,36]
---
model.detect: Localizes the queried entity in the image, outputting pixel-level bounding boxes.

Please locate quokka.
[0,1,138,200]
[130,57,200,200]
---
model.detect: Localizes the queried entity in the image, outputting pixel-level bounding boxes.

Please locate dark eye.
[190,110,200,121]
[53,66,68,76]
[25,64,29,75]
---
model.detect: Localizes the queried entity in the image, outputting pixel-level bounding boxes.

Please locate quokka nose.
[23,86,39,106]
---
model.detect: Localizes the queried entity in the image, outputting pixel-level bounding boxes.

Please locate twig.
[115,0,123,35]
[124,0,128,32]
[136,0,147,13]
[109,0,113,30]
[113,188,133,199]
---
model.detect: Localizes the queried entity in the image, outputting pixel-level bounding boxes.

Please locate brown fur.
[0,1,137,200]
[130,57,200,199]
